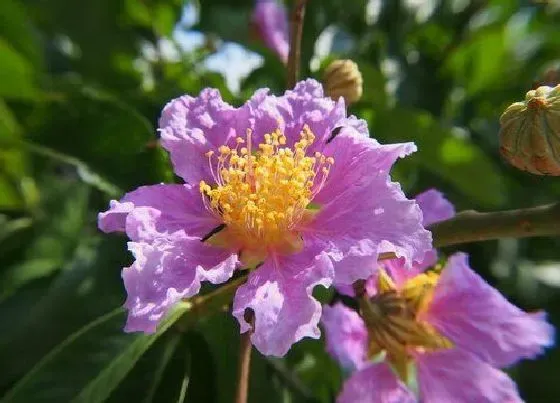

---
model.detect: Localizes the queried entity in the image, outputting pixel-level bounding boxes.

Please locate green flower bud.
[499,85,560,175]
[323,60,363,105]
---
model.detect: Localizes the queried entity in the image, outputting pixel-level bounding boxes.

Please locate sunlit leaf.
[374,108,508,207]
[0,38,36,100]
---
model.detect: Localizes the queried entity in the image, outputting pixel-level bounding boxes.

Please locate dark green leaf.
[1,304,190,403]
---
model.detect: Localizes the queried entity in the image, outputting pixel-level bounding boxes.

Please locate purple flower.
[98,79,431,356]
[252,0,290,63]
[323,253,554,402]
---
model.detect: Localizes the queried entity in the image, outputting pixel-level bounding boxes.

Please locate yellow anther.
[205,150,214,158]
[198,127,333,254]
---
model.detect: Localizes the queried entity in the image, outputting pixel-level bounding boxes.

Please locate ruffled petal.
[98,199,134,233]
[276,79,348,147]
[338,362,415,403]
[123,232,238,333]
[424,253,555,368]
[414,189,455,227]
[417,349,523,403]
[376,189,454,287]
[158,80,367,186]
[322,303,368,371]
[98,184,218,240]
[159,89,241,184]
[252,0,289,63]
[232,244,333,356]
[304,132,432,285]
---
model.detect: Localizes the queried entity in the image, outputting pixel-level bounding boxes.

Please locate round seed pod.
[499,85,560,175]
[323,59,363,105]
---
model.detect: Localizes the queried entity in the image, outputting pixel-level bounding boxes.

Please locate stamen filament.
[199,126,334,253]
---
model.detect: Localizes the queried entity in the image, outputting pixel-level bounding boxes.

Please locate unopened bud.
[323,60,363,105]
[499,85,560,175]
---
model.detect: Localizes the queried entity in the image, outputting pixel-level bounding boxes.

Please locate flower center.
[199,125,333,266]
[359,269,453,383]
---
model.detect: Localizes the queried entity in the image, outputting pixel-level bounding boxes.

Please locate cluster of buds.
[499,85,560,175]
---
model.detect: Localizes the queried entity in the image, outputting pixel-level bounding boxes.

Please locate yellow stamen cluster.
[199,125,333,252]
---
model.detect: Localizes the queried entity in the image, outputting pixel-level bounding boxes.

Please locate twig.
[287,0,308,88]
[430,202,560,248]
[235,310,254,403]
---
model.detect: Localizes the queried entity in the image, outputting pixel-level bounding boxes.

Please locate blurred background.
[0,0,559,402]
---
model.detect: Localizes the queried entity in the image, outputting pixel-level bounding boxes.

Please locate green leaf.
[107,332,192,403]
[1,304,190,403]
[0,238,129,388]
[0,177,91,295]
[444,28,509,96]
[0,38,37,100]
[195,3,252,44]
[0,175,21,210]
[29,78,171,189]
[0,100,29,210]
[374,109,508,207]
[0,0,42,66]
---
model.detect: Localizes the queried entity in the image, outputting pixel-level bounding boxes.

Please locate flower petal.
[252,0,289,63]
[322,303,368,372]
[376,188,455,287]
[276,79,348,147]
[417,349,523,403]
[159,89,241,184]
[425,253,555,368]
[382,257,424,289]
[232,244,333,356]
[98,184,218,240]
[414,189,455,227]
[305,133,432,285]
[123,232,238,333]
[338,362,415,403]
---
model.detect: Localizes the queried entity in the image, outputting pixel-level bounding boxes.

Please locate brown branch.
[430,202,560,248]
[286,0,308,88]
[235,310,255,403]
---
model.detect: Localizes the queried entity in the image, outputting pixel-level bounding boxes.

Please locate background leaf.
[2,304,190,403]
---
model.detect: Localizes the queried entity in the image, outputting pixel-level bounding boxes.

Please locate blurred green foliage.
[0,0,559,402]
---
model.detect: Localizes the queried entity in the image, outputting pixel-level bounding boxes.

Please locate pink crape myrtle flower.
[322,253,554,402]
[252,0,290,63]
[325,189,454,370]
[98,79,431,356]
